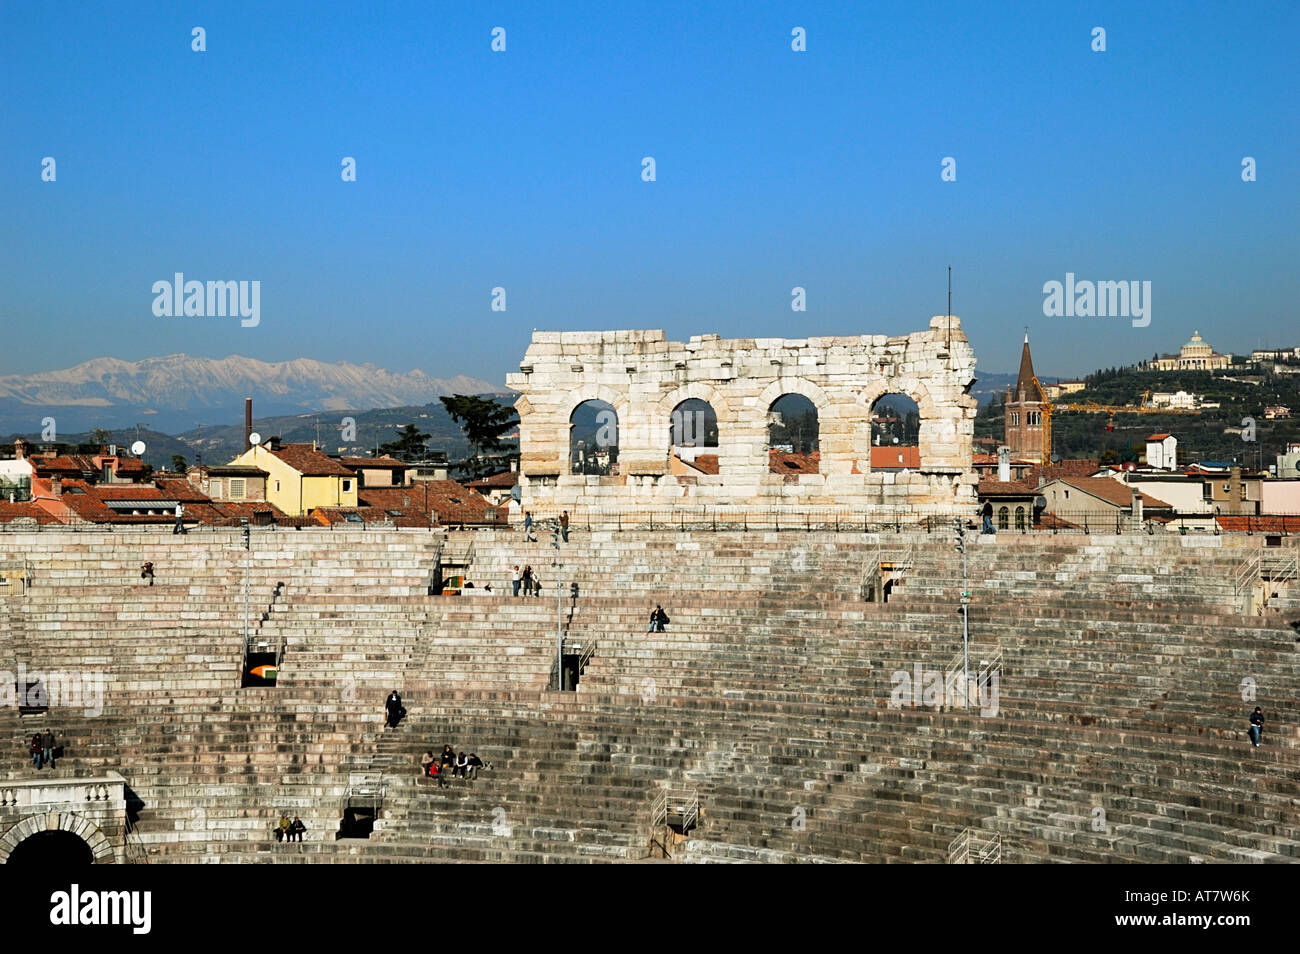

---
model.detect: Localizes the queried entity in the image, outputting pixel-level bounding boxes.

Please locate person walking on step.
[560,510,570,543]
[511,564,522,598]
[384,690,404,729]
[29,733,43,769]
[173,502,187,535]
[523,511,536,542]
[1249,706,1264,747]
[41,729,55,769]
[289,815,307,842]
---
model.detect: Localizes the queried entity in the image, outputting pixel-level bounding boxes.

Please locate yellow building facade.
[229,443,358,516]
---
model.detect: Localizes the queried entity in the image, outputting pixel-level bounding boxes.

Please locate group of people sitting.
[274,813,307,842]
[420,744,488,788]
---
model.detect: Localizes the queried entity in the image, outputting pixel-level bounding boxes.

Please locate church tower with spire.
[1004,334,1046,462]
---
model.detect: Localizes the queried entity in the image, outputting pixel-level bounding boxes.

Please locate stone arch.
[0,811,114,864]
[559,386,630,477]
[756,378,835,419]
[855,379,945,471]
[655,382,733,421]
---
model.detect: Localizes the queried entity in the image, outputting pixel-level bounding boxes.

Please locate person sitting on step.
[465,753,487,780]
[289,815,307,842]
[455,751,469,778]
[420,751,435,779]
[275,813,291,842]
[140,561,155,585]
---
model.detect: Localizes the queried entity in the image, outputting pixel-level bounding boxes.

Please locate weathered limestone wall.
[507,316,978,514]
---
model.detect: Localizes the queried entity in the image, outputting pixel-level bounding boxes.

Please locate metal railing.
[861,543,915,600]
[342,773,386,812]
[649,787,699,859]
[944,649,1003,709]
[948,828,1001,864]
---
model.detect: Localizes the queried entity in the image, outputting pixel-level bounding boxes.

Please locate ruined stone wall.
[506,316,978,514]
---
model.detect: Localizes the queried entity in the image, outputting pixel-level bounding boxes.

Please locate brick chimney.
[1131,487,1143,525]
[50,474,62,498]
[14,437,28,460]
[244,397,253,451]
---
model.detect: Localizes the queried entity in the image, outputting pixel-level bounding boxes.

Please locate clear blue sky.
[2,1,1296,384]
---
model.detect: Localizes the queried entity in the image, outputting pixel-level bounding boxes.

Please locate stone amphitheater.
[1,525,1297,864]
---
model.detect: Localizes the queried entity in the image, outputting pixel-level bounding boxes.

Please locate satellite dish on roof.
[249,432,262,446]
[130,440,146,455]
[1034,495,1047,511]
[1051,454,1062,464]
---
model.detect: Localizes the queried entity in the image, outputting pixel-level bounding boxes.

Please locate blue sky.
[2,1,1297,384]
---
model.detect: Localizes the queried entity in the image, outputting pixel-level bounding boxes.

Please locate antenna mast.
[946,266,952,352]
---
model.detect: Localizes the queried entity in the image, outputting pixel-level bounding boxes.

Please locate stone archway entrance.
[4,826,95,866]
[0,811,115,865]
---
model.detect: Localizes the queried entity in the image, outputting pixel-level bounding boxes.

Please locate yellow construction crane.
[1030,378,1198,467]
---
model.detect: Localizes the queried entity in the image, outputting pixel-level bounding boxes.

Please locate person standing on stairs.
[41,729,55,769]
[173,502,187,535]
[512,564,522,597]
[560,510,570,542]
[384,690,404,728]
[522,565,534,597]
[30,733,42,769]
[1249,706,1264,747]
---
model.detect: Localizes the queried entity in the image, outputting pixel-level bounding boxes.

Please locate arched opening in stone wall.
[5,829,94,867]
[869,394,920,471]
[569,400,619,476]
[668,398,719,476]
[767,394,819,475]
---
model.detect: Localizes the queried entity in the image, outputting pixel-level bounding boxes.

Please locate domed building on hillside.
[1151,331,1232,371]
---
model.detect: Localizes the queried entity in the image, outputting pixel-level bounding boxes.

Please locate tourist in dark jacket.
[289,816,307,842]
[648,605,669,633]
[466,753,485,780]
[30,734,42,769]
[41,730,55,769]
[384,690,404,728]
[1249,707,1264,747]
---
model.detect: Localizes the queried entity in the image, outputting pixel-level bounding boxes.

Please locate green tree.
[91,428,112,447]
[170,454,188,472]
[440,395,519,479]
[378,424,432,460]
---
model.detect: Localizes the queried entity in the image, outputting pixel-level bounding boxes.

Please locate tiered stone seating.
[0,527,1296,863]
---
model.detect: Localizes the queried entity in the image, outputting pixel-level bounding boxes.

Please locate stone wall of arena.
[507,316,978,514]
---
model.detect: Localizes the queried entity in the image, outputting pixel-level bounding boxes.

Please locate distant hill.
[0,354,507,435]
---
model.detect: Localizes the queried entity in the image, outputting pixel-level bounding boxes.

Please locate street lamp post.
[954,517,969,708]
[551,519,563,690]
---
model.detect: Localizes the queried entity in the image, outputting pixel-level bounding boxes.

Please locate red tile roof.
[340,456,406,470]
[1049,477,1173,510]
[768,450,820,473]
[1147,433,1172,441]
[1215,515,1300,533]
[977,478,1036,497]
[0,501,59,525]
[870,446,920,470]
[467,470,521,489]
[269,444,354,477]
[360,481,504,525]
